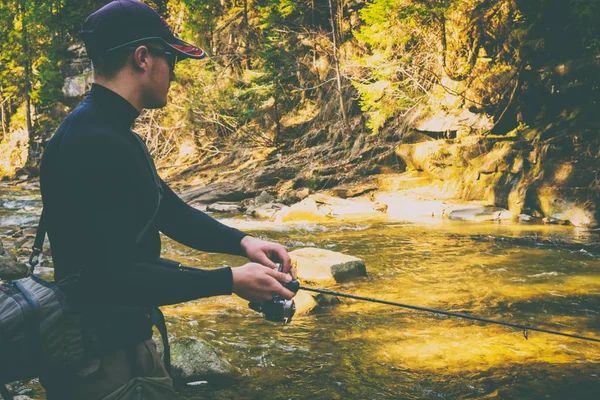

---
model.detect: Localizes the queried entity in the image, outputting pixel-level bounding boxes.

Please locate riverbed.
[1,183,599,399]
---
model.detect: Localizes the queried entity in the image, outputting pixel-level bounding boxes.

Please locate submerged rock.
[166,337,240,385]
[290,248,366,285]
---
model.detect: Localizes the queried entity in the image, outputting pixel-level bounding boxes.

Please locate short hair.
[91,47,133,79]
[90,40,167,79]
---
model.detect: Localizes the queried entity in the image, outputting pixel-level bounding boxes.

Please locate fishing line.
[298,285,600,343]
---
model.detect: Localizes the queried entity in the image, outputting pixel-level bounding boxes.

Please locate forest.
[0,0,599,224]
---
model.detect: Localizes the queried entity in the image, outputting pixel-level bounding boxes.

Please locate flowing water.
[1,183,599,399]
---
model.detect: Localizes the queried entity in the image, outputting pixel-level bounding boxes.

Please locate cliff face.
[391,57,600,227]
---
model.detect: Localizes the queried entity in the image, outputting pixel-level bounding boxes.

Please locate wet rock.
[206,202,241,213]
[13,236,34,250]
[254,190,275,206]
[180,182,255,204]
[274,198,331,223]
[293,290,319,315]
[536,186,597,227]
[293,290,341,316]
[290,248,366,285]
[246,202,285,220]
[241,191,285,219]
[448,207,513,222]
[0,240,28,280]
[518,214,534,223]
[278,187,311,205]
[167,337,240,385]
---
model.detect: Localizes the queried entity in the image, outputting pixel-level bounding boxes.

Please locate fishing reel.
[249,265,300,323]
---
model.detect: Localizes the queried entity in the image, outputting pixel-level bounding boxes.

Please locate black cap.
[81,0,205,60]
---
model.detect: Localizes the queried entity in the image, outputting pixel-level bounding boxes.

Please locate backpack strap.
[28,209,46,275]
[150,307,171,374]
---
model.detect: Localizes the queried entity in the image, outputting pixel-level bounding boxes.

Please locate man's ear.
[132,46,150,71]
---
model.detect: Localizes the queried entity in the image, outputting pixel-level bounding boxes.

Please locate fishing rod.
[250,280,600,343]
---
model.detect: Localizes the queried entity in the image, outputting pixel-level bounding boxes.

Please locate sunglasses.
[146,46,178,70]
[126,45,178,70]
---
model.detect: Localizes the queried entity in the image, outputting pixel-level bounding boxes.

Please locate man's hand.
[240,236,294,278]
[231,262,296,302]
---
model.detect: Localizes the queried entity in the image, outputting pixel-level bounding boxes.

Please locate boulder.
[290,248,366,285]
[274,198,331,223]
[254,190,275,206]
[536,186,597,227]
[0,240,28,280]
[165,337,240,385]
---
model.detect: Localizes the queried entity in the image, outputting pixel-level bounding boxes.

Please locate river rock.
[167,337,240,385]
[242,191,285,219]
[293,290,341,316]
[448,206,514,222]
[254,190,275,206]
[180,182,255,204]
[0,240,28,280]
[246,202,285,219]
[274,198,331,223]
[206,202,241,213]
[290,248,366,285]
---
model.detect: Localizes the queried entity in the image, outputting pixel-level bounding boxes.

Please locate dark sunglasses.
[126,45,178,70]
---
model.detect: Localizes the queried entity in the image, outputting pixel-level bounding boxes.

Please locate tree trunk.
[17,0,38,173]
[243,0,251,69]
[273,83,281,146]
[327,0,350,133]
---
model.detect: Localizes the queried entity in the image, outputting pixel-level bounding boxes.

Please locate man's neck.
[94,74,144,112]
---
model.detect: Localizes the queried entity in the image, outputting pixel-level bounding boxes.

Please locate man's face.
[142,45,176,109]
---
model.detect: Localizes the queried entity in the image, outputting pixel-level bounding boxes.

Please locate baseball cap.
[81,0,206,60]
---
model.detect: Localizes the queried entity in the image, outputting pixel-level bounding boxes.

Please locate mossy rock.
[162,337,240,386]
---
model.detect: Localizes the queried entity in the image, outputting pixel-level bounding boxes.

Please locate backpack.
[0,213,171,400]
[0,214,85,399]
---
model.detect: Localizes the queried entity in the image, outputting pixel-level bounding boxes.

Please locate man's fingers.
[271,246,295,278]
[255,253,278,269]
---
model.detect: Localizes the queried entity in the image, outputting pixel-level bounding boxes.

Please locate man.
[39,1,295,398]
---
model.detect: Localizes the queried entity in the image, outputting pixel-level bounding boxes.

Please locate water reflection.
[165,222,600,399]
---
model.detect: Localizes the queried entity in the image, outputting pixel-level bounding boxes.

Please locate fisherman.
[38,1,295,398]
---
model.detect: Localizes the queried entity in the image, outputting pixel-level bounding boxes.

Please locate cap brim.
[168,38,206,60]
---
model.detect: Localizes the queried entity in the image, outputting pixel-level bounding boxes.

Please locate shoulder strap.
[28,209,46,275]
[150,307,171,374]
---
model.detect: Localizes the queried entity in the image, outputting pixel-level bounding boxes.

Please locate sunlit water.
[1,183,599,399]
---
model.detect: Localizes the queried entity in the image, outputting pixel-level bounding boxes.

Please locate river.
[1,183,599,399]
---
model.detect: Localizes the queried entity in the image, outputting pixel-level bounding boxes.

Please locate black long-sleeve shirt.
[40,84,247,307]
